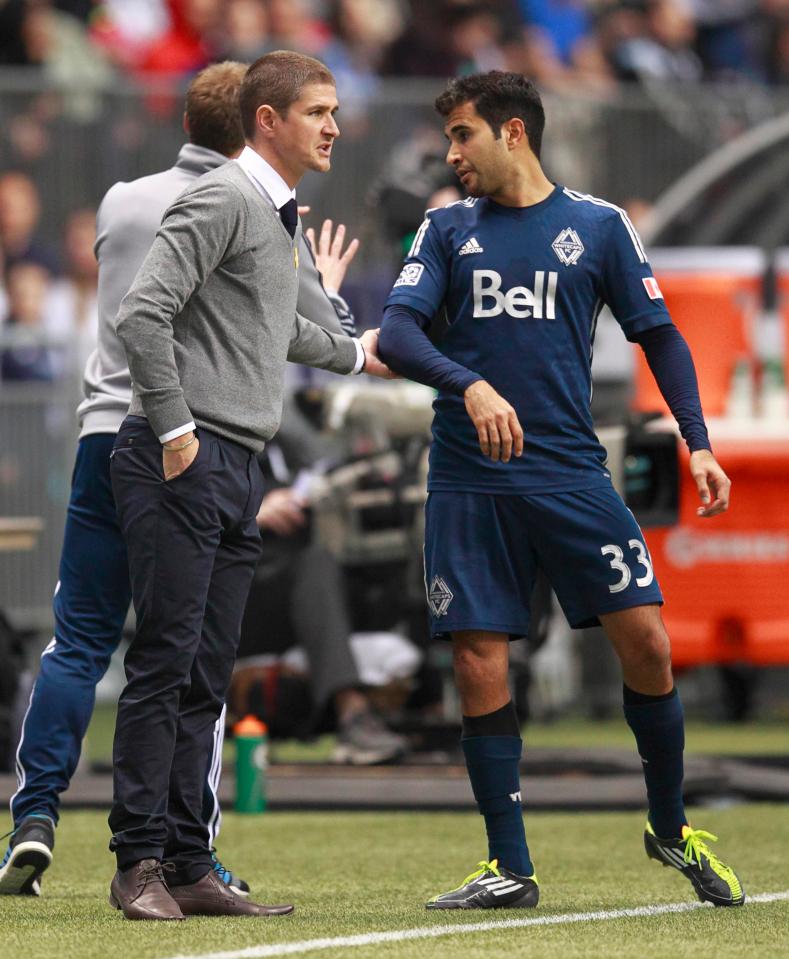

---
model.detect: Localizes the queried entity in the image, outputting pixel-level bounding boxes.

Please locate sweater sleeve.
[632,322,711,453]
[287,312,358,373]
[379,303,482,396]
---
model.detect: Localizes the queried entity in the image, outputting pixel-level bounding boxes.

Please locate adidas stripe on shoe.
[0,815,55,896]
[427,859,538,910]
[644,821,744,907]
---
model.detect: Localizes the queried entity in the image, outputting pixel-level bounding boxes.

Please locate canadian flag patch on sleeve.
[642,276,663,300]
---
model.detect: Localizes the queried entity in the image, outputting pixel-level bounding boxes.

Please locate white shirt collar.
[235,145,295,209]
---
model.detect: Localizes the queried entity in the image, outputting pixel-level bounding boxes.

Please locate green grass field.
[2,805,787,959]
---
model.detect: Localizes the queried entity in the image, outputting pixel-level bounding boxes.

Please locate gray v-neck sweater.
[116,161,357,452]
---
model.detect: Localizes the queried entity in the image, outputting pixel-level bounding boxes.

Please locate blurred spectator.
[0,2,27,65]
[235,409,410,764]
[1,261,58,382]
[46,208,98,377]
[761,0,789,85]
[89,0,171,71]
[218,0,273,62]
[14,1,113,120]
[136,0,220,76]
[0,172,59,274]
[519,0,593,65]
[320,0,402,116]
[691,0,763,81]
[382,1,509,77]
[266,0,331,55]
[611,0,704,83]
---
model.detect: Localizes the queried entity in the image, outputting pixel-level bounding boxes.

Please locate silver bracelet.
[163,434,197,453]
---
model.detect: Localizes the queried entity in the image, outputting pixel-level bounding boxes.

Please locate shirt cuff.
[159,421,196,444]
[351,338,365,374]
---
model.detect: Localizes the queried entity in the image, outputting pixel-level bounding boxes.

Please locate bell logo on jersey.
[472,269,558,320]
[642,276,663,300]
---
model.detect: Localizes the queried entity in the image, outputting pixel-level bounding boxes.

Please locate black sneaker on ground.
[0,815,55,896]
[211,848,250,897]
[644,821,745,907]
[427,859,539,910]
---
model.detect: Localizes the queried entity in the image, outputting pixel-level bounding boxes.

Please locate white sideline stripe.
[160,890,789,959]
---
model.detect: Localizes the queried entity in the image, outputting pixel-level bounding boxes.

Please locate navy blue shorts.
[423,486,663,639]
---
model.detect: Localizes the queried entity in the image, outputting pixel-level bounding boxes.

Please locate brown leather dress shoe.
[109,859,185,920]
[168,869,294,916]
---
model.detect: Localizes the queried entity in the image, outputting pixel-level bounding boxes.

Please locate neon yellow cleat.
[427,858,539,910]
[645,821,745,907]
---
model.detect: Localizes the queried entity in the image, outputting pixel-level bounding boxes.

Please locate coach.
[109,51,391,921]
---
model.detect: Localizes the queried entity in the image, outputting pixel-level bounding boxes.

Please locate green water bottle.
[234,715,268,813]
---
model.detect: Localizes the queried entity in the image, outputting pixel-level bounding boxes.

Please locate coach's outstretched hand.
[359,328,399,379]
[690,449,731,517]
[464,380,524,463]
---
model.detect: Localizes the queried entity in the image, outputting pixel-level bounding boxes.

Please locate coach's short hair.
[185,61,248,157]
[435,72,545,158]
[239,50,335,140]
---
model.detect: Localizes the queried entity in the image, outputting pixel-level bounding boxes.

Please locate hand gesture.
[304,218,360,293]
[358,328,399,379]
[464,380,524,463]
[689,449,730,517]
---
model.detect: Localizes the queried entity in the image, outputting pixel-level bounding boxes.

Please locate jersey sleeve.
[385,210,449,317]
[599,211,671,340]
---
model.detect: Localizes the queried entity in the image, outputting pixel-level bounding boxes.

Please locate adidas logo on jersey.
[458,237,484,256]
[473,269,558,320]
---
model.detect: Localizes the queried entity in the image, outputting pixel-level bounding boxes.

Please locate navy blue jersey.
[385,186,672,493]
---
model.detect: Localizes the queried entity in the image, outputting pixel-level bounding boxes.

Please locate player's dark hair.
[435,72,545,158]
[239,50,335,140]
[185,61,248,157]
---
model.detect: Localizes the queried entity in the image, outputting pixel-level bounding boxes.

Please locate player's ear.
[503,118,526,151]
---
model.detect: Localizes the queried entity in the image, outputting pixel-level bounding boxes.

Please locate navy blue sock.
[461,704,533,876]
[623,685,687,839]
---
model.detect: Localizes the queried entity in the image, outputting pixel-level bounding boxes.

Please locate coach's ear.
[255,103,278,138]
[503,117,526,151]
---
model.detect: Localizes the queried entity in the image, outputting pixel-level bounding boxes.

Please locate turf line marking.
[162,890,789,959]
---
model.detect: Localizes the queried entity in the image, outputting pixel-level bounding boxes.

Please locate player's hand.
[689,449,730,517]
[256,488,307,536]
[358,328,399,379]
[162,433,199,481]
[304,218,360,292]
[464,380,524,463]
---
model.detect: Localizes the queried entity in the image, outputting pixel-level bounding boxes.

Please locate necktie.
[278,198,298,239]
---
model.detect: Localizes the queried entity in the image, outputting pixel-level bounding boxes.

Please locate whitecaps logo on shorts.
[427,575,454,617]
[394,263,424,288]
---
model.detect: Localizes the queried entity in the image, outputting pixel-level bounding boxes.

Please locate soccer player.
[379,71,744,910]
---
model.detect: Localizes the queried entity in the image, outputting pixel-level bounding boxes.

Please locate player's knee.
[453,642,484,683]
[452,638,506,690]
[623,624,672,675]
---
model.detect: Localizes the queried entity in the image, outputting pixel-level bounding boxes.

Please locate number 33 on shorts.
[601,539,654,593]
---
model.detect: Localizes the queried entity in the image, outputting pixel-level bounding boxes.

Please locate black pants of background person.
[109,415,264,884]
[238,536,360,721]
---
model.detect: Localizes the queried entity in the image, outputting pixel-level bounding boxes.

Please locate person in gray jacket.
[0,60,360,904]
[107,50,392,921]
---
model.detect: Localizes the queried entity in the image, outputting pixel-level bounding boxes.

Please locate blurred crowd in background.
[1,0,789,382]
[0,0,788,90]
